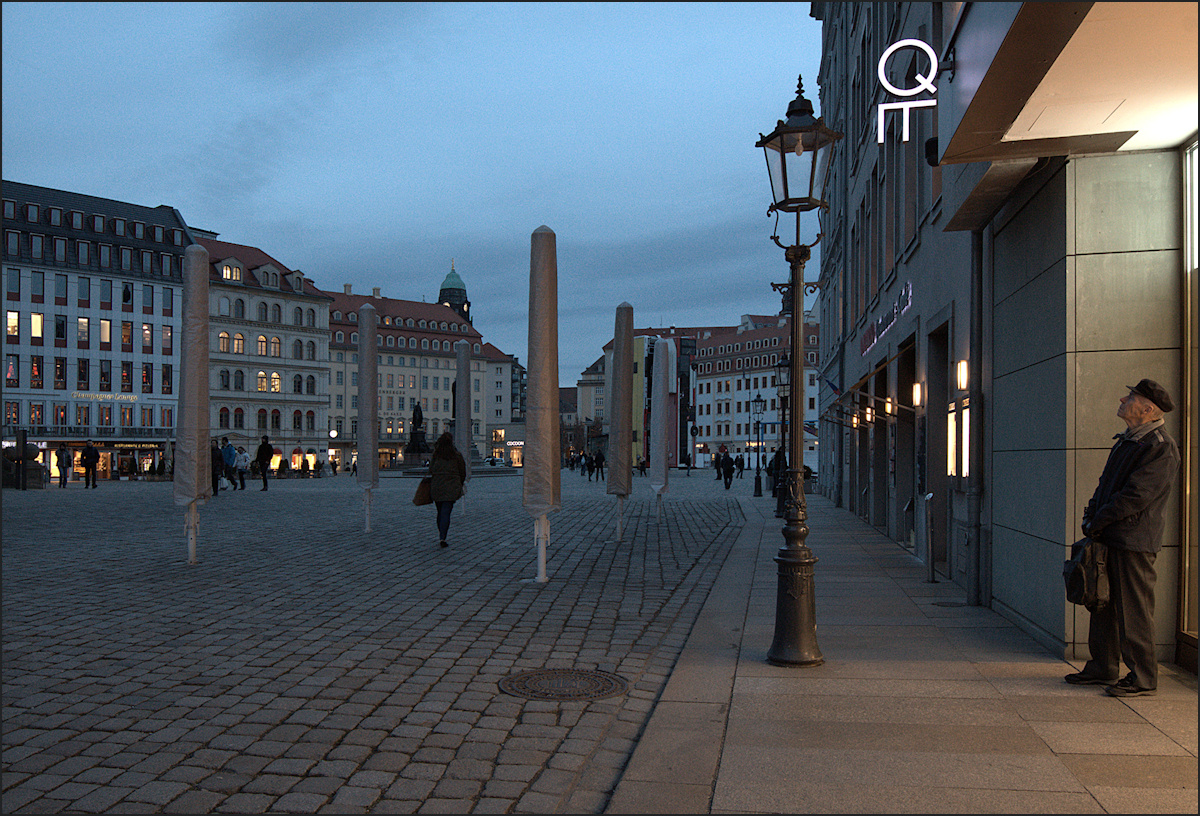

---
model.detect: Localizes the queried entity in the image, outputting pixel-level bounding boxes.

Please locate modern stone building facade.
[809,1,1197,668]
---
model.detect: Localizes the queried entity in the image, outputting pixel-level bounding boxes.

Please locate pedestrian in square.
[81,440,100,488]
[221,437,238,489]
[255,435,273,491]
[428,432,466,548]
[234,446,250,491]
[210,439,224,495]
[55,443,72,488]
[1066,379,1179,697]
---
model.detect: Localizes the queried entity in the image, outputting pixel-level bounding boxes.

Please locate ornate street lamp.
[751,392,766,497]
[757,75,842,667]
[773,354,790,517]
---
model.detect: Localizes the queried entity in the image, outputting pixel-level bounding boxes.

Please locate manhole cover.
[498,669,628,701]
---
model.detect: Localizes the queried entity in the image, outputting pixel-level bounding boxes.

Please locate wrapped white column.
[174,244,210,565]
[357,303,379,530]
[454,339,473,484]
[607,303,633,539]
[650,336,674,518]
[523,226,561,582]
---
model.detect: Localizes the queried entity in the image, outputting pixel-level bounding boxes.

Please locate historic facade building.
[690,313,819,474]
[809,1,1197,667]
[195,234,332,473]
[322,283,487,468]
[3,181,191,480]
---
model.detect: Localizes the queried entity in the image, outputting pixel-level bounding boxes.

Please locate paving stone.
[3,480,743,815]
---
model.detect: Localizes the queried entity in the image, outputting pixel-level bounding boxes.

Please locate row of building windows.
[216,369,319,395]
[327,414,479,439]
[216,297,318,327]
[216,407,318,432]
[216,332,317,360]
[697,336,784,356]
[7,312,172,354]
[3,400,174,430]
[332,330,479,353]
[6,270,174,315]
[2,200,186,246]
[5,354,173,393]
[332,310,469,334]
[4,232,180,276]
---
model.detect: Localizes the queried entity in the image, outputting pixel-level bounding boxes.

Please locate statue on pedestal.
[404,402,429,459]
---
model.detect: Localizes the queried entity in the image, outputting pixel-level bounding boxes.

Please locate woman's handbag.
[413,476,433,506]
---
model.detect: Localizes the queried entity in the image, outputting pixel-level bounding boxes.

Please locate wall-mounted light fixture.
[956,359,969,392]
[865,406,875,424]
[852,413,859,428]
[912,382,923,408]
[885,397,894,416]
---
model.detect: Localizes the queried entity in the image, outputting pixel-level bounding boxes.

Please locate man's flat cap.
[1128,379,1174,413]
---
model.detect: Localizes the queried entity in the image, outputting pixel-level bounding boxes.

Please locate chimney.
[373,287,381,298]
[344,284,352,295]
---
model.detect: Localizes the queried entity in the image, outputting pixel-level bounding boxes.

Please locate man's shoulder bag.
[1064,537,1109,612]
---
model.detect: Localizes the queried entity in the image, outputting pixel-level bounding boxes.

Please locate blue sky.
[2,2,824,384]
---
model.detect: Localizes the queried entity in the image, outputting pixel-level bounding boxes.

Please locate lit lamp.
[957,360,969,392]
[757,75,842,667]
[912,382,923,409]
[751,392,766,497]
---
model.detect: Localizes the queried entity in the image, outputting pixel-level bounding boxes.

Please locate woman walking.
[429,432,467,548]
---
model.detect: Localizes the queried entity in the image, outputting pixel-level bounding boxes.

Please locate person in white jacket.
[234,446,251,491]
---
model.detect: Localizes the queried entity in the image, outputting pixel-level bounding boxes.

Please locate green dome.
[440,269,466,292]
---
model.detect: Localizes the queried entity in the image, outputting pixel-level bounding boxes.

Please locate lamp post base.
[767,472,823,667]
[753,468,763,497]
[766,544,823,666]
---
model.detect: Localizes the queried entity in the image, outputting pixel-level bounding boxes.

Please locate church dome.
[440,268,466,293]
[439,261,471,323]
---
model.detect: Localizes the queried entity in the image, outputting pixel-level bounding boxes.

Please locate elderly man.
[1066,379,1179,697]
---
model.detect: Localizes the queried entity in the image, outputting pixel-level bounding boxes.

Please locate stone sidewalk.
[2,469,742,813]
[611,490,1198,814]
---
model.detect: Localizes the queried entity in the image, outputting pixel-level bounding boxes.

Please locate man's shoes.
[1064,671,1117,685]
[439,540,448,548]
[260,487,267,491]
[1105,674,1157,697]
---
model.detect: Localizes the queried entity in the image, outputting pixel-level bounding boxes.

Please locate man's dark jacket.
[1083,422,1179,553]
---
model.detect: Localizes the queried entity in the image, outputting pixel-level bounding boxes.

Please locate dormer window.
[406,318,414,327]
[26,204,39,222]
[48,208,62,227]
[113,218,125,236]
[222,264,242,282]
[131,222,144,239]
[419,320,427,328]
[349,312,358,322]
[332,310,341,321]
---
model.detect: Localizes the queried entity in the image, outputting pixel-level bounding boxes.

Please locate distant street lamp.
[773,354,790,518]
[757,75,842,667]
[751,393,766,497]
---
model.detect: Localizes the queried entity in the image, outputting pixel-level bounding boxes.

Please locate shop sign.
[860,281,913,356]
[72,391,139,402]
[877,39,938,144]
[505,440,524,447]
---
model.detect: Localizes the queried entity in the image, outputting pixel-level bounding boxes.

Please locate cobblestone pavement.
[2,470,747,813]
